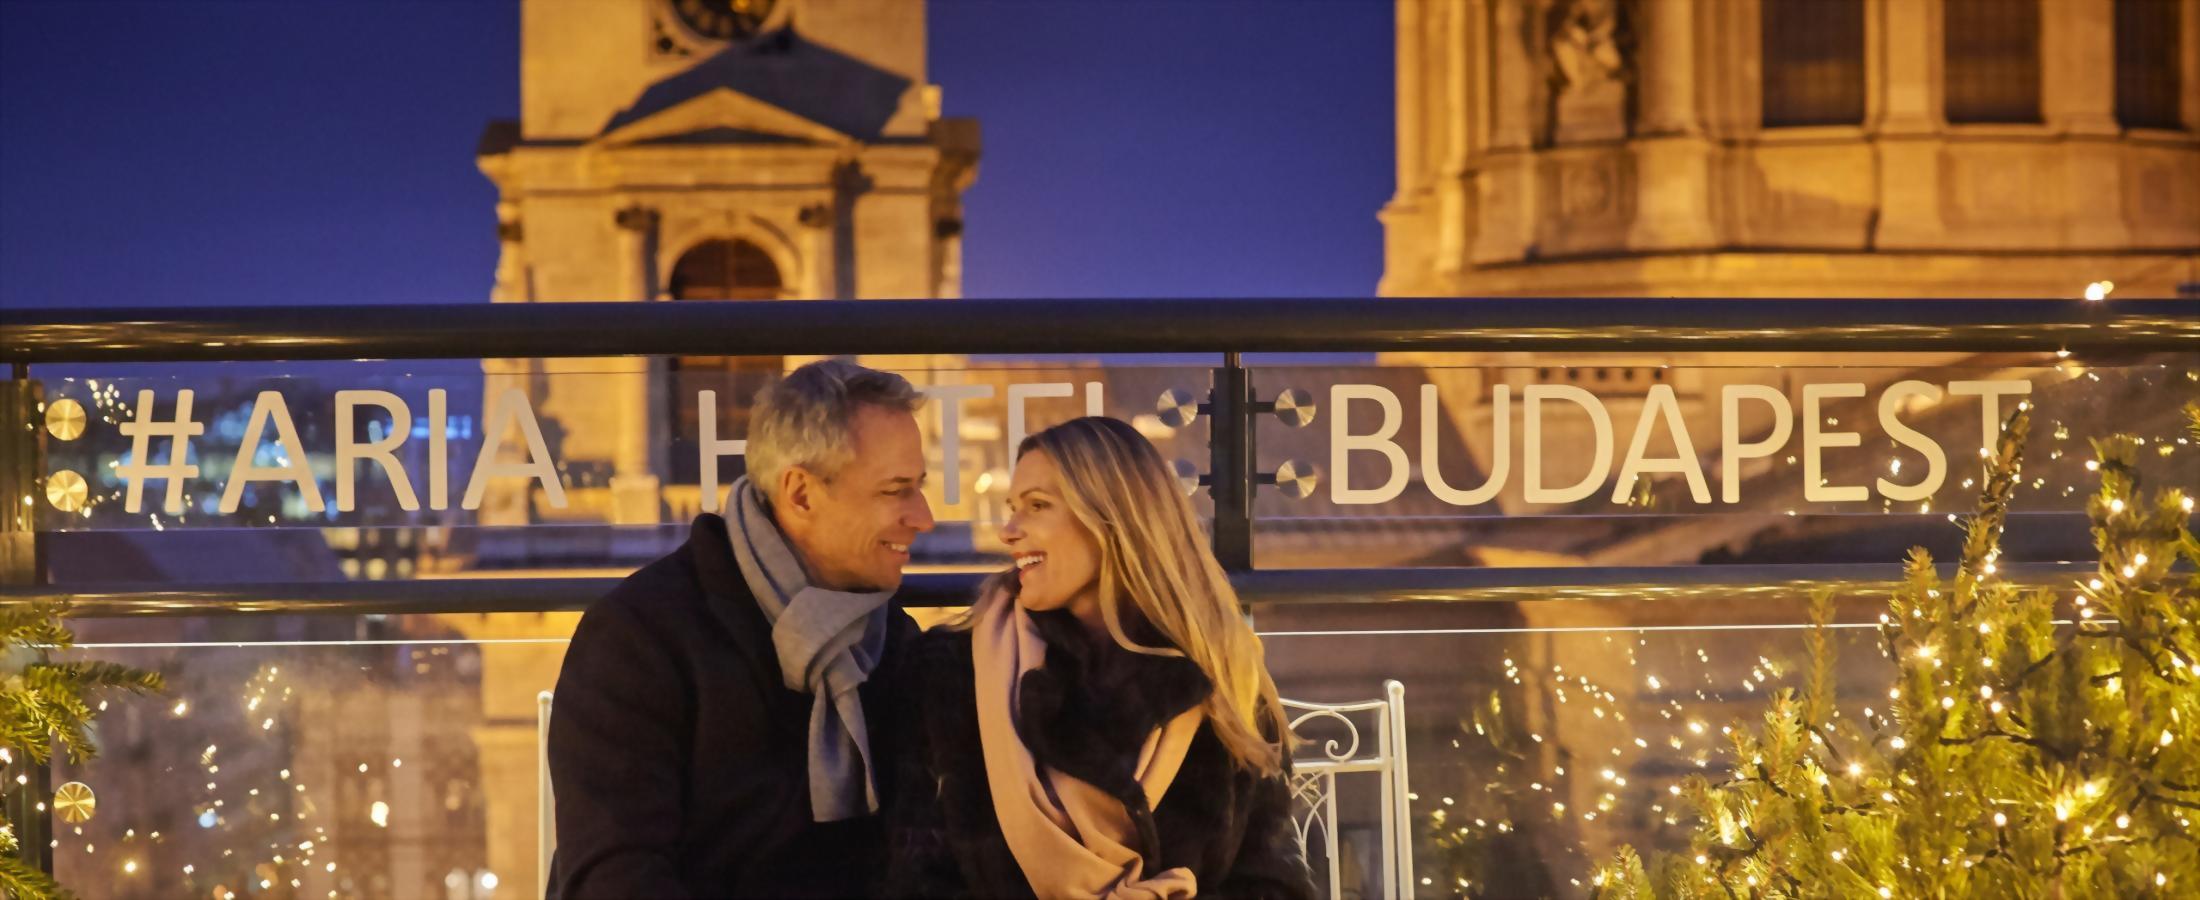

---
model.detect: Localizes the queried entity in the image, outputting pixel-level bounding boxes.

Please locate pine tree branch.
[0,854,72,900]
[2143,791,2200,812]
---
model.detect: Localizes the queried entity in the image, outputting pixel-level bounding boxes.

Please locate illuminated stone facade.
[1378,0,2200,300]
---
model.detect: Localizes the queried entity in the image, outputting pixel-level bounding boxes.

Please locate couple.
[548,360,1315,899]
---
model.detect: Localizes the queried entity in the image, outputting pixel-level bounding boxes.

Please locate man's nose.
[906,492,936,533]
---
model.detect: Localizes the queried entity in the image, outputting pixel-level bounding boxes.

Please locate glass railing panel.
[1251,358,2195,568]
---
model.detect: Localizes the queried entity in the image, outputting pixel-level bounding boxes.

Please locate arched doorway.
[666,238,787,484]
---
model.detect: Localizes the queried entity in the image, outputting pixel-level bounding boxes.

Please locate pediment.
[597,87,851,148]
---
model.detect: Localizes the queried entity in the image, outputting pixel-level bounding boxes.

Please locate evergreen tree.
[0,599,164,900]
[1592,408,2199,898]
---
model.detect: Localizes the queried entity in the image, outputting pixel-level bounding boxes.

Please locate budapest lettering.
[101,377,2030,515]
[1326,380,2029,506]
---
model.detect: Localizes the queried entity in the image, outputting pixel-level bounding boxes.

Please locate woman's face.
[1001,449,1103,624]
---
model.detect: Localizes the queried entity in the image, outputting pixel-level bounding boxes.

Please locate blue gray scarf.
[725,477,893,822]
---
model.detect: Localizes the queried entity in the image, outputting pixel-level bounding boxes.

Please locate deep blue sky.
[0,0,1393,312]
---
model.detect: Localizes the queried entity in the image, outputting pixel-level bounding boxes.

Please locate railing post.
[1208,353,1255,572]
[1,364,55,876]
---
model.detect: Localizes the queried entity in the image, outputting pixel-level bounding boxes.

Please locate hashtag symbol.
[116,389,205,514]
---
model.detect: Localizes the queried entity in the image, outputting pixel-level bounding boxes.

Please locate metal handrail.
[0,562,2095,618]
[4,298,2194,363]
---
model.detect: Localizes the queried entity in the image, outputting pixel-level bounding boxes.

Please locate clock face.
[667,0,775,43]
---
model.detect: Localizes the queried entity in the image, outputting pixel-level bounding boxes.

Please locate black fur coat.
[881,610,1317,899]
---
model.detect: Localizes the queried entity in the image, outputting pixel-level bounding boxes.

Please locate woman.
[884,416,1315,899]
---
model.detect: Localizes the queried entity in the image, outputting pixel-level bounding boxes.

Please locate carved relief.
[1538,150,1636,255]
[1559,160,1614,219]
[2125,157,2199,236]
[1544,0,1632,144]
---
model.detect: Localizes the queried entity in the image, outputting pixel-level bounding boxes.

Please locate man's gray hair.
[746,360,925,504]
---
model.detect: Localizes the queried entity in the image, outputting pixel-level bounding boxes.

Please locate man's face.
[785,405,935,592]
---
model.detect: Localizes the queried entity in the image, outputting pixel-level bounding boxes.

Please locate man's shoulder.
[578,536,745,645]
[595,547,704,613]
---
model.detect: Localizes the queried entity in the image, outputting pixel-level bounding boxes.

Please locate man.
[548,360,935,898]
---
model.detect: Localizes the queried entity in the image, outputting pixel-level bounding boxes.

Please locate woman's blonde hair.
[990,416,1291,774]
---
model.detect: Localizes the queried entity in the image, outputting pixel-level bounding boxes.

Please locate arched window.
[1944,0,2042,124]
[2116,0,2185,130]
[1761,0,1866,127]
[666,239,787,484]
[669,238,786,301]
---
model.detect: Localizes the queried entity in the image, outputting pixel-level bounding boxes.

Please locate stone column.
[1432,0,1476,277]
[934,216,964,300]
[1629,0,1715,251]
[479,205,536,528]
[2042,0,2130,247]
[1395,0,1426,198]
[799,202,836,300]
[2041,0,2119,135]
[476,357,536,528]
[608,205,661,526]
[2185,0,2200,132]
[1871,0,1946,248]
[490,202,529,304]
[1471,0,1542,266]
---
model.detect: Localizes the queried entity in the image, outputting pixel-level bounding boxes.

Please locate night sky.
[0,0,1394,312]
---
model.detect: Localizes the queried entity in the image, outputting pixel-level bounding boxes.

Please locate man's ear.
[776,465,819,523]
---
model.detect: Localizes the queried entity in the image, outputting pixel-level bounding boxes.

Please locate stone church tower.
[475,0,979,528]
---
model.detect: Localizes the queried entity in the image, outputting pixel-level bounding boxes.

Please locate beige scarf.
[972,589,1205,900]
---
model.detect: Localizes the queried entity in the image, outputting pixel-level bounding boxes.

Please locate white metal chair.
[1281,680,1415,900]
[537,690,555,899]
